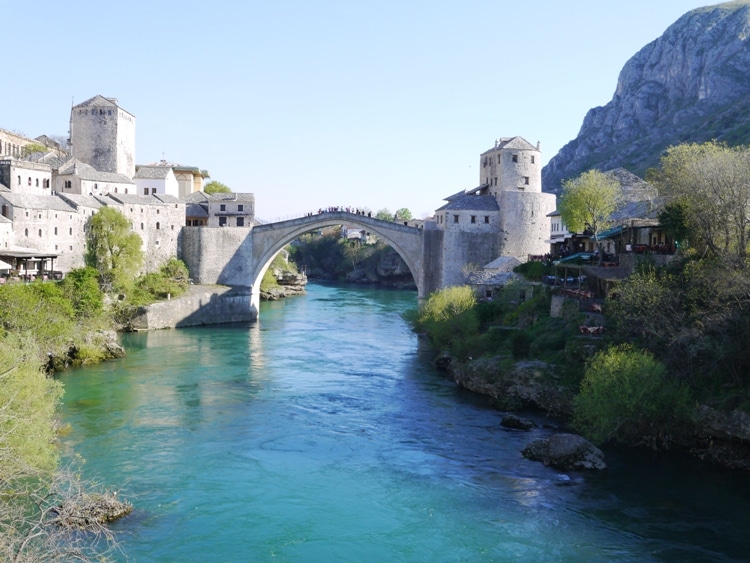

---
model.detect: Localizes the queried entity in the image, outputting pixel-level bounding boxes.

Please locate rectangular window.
[238,204,244,212]
[220,204,226,211]
[512,154,518,163]
[497,155,501,164]
[524,177,530,185]
[219,216,227,227]
[453,215,459,223]
[470,216,476,224]
[237,217,245,226]
[484,216,489,224]
[143,188,149,195]
[151,188,156,194]
[531,156,535,164]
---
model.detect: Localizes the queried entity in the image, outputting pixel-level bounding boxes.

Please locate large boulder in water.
[522,433,606,471]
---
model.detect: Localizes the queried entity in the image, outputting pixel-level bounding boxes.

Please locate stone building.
[134,165,180,197]
[70,96,136,178]
[434,136,557,286]
[54,158,135,196]
[102,193,185,272]
[0,159,52,195]
[184,192,255,227]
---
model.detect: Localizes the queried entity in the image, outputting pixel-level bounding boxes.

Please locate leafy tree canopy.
[85,207,143,293]
[204,180,231,194]
[559,170,621,240]
[375,208,393,221]
[394,208,413,222]
[651,141,750,259]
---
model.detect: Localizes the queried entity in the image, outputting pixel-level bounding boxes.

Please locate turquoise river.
[59,283,750,562]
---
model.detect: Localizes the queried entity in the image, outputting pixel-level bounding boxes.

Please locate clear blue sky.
[1,0,712,220]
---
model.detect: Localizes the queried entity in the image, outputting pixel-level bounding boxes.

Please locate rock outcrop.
[522,433,606,471]
[543,1,750,194]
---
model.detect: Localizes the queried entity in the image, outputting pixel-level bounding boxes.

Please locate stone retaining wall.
[129,285,254,330]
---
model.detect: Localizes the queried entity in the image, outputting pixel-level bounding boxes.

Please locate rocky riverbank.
[444,354,750,471]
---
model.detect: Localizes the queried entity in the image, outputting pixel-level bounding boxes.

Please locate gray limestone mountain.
[542,1,750,195]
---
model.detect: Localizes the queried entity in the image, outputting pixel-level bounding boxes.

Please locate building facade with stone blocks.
[103,193,185,273]
[54,158,135,197]
[0,128,39,159]
[434,136,556,262]
[0,159,52,195]
[134,165,180,197]
[0,191,89,272]
[184,192,255,227]
[70,96,136,178]
[0,214,13,252]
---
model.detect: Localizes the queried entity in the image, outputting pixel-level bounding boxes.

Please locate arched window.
[17,175,21,185]
[35,178,39,187]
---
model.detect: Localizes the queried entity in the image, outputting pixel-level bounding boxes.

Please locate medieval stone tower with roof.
[69,95,136,178]
[434,136,557,286]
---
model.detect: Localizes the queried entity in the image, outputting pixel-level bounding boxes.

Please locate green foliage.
[204,180,231,194]
[573,345,692,446]
[260,253,296,293]
[513,260,551,281]
[510,330,532,359]
[0,334,63,477]
[559,170,621,259]
[411,286,478,356]
[59,267,104,320]
[0,282,75,361]
[131,258,190,305]
[85,206,144,293]
[658,200,692,249]
[22,142,47,157]
[394,208,413,222]
[376,208,394,221]
[653,141,750,259]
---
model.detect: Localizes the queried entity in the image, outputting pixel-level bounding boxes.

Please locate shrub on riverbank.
[572,345,692,447]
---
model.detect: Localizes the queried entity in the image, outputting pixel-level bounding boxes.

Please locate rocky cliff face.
[543,1,750,194]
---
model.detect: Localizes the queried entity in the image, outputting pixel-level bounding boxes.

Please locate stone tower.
[479,137,556,258]
[69,95,136,178]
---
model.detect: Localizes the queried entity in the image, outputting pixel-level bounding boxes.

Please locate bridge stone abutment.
[180,212,442,320]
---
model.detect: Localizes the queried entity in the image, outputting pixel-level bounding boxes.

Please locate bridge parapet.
[253,211,421,235]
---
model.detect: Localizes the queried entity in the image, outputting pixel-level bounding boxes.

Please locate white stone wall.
[134,169,179,197]
[437,209,500,232]
[498,191,557,259]
[480,145,541,195]
[111,197,185,273]
[0,160,52,195]
[71,101,136,178]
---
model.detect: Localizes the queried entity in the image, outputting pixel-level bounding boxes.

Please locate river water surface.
[60,283,750,562]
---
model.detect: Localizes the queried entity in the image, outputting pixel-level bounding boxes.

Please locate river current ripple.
[60,283,750,562]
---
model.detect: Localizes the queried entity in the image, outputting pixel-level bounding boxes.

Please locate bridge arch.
[250,212,425,314]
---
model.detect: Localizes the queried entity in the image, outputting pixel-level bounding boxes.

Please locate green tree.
[657,200,692,251]
[653,141,750,259]
[394,208,412,222]
[411,286,479,355]
[204,180,231,194]
[558,170,621,264]
[85,207,144,293]
[573,344,691,447]
[375,208,393,221]
[59,267,104,320]
[21,142,47,157]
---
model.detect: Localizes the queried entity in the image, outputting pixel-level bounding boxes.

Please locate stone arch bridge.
[181,212,446,319]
